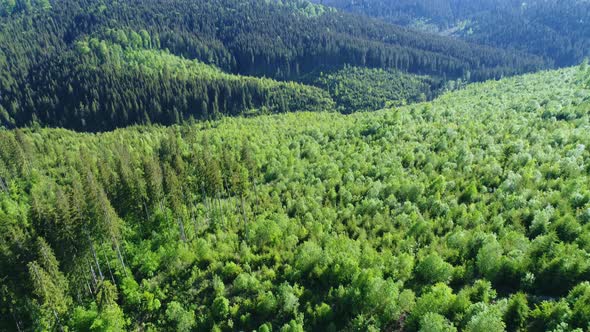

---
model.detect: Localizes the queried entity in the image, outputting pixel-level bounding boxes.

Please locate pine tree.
[28,238,71,330]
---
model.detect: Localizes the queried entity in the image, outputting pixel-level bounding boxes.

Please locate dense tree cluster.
[312,0,590,66]
[313,65,440,113]
[0,0,548,130]
[0,0,50,16]
[1,65,589,331]
[6,33,334,131]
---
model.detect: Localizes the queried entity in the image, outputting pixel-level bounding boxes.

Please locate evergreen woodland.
[0,0,548,130]
[1,64,590,331]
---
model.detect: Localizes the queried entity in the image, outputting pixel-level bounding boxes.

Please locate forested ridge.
[311,0,590,67]
[2,1,590,331]
[18,34,334,131]
[0,0,549,131]
[1,64,590,331]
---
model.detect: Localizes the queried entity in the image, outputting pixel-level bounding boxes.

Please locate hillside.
[6,34,334,131]
[312,0,590,66]
[1,64,589,331]
[312,65,439,113]
[0,0,548,130]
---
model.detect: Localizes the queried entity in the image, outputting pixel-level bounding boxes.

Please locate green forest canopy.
[1,64,589,331]
[0,0,548,130]
[311,0,590,66]
[312,65,438,113]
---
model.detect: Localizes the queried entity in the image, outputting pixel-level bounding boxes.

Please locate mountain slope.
[1,65,589,331]
[312,0,590,66]
[0,0,549,130]
[10,35,334,131]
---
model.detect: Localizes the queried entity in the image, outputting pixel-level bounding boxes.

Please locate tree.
[280,320,304,332]
[504,293,529,331]
[465,306,505,332]
[416,253,454,285]
[409,283,457,330]
[166,301,195,332]
[476,239,503,281]
[419,312,457,332]
[27,238,71,330]
[530,300,572,332]
[568,282,590,329]
[91,283,127,331]
[460,182,478,204]
[212,297,230,320]
[0,0,16,16]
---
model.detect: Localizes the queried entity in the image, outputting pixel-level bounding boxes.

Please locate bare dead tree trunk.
[0,175,8,193]
[10,307,23,332]
[241,195,248,236]
[216,191,224,226]
[223,177,230,197]
[162,200,169,225]
[89,264,98,287]
[88,236,104,281]
[86,278,94,298]
[177,217,187,243]
[191,199,198,236]
[143,199,150,221]
[84,256,97,287]
[103,251,116,284]
[52,307,64,332]
[201,183,210,223]
[96,184,127,278]
[182,186,198,238]
[253,179,260,208]
[113,239,127,277]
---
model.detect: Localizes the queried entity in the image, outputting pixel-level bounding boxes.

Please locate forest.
[312,66,439,113]
[2,0,590,331]
[312,0,590,67]
[0,0,549,131]
[12,33,334,131]
[1,63,590,331]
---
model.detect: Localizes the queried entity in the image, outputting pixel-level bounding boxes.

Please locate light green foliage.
[89,304,127,332]
[270,0,333,18]
[250,217,283,248]
[68,282,127,332]
[1,66,590,330]
[166,301,195,332]
[280,319,304,332]
[467,280,497,304]
[26,238,71,329]
[567,282,590,329]
[212,297,230,320]
[0,0,49,16]
[70,305,99,331]
[465,304,505,332]
[409,283,457,330]
[419,312,457,332]
[416,253,454,284]
[530,300,573,332]
[476,238,503,280]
